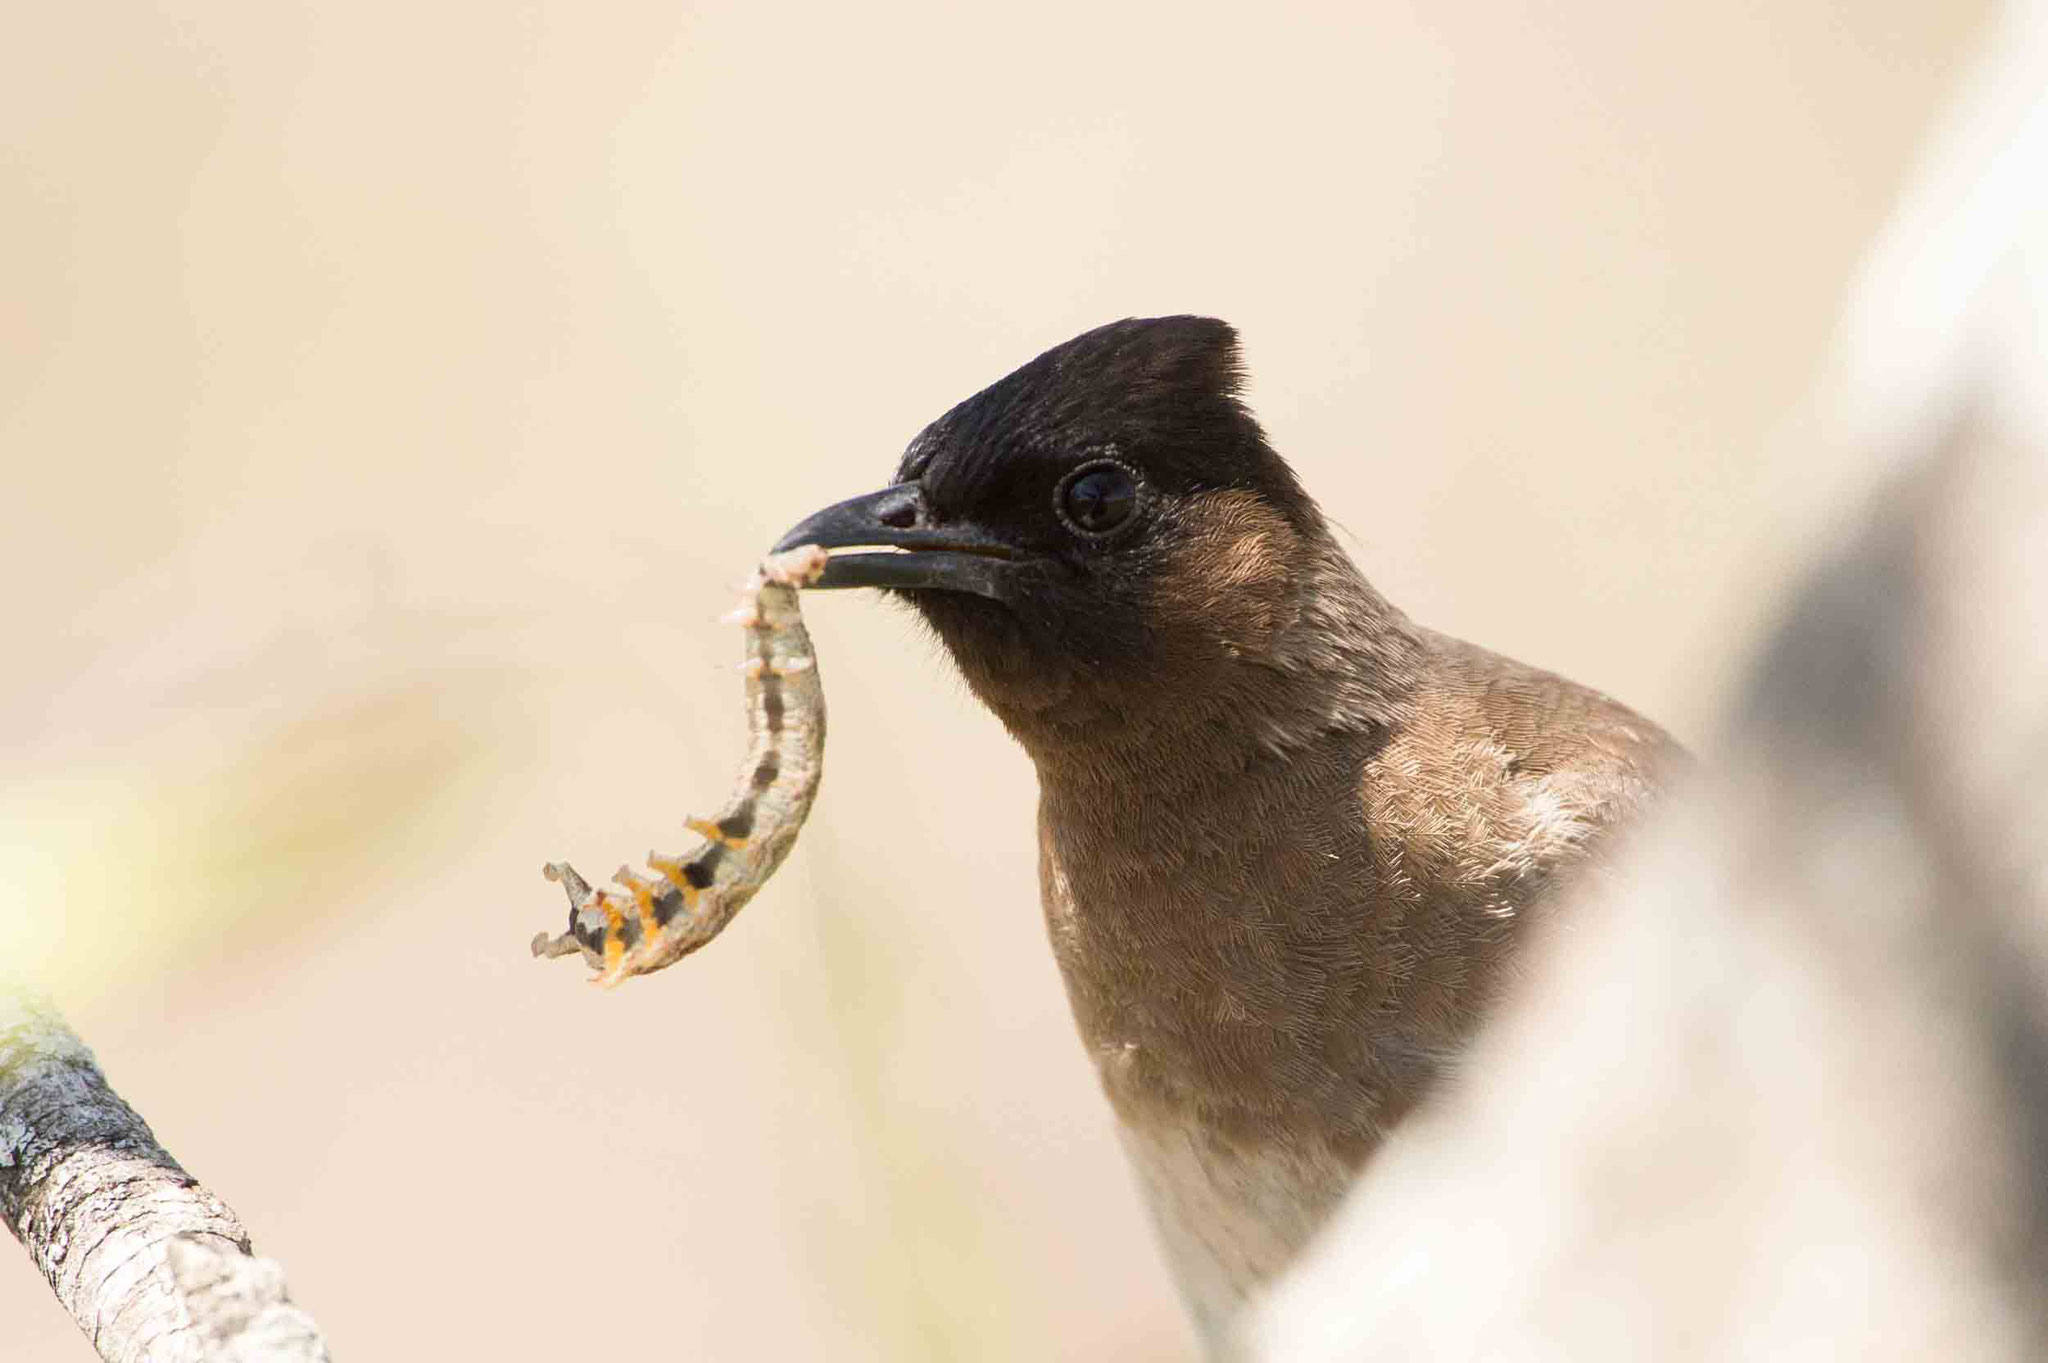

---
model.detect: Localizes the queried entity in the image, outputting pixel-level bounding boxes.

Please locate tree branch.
[0,993,330,1362]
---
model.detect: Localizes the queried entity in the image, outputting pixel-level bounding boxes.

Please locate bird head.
[771,316,1377,745]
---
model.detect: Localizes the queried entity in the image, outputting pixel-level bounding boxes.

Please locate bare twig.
[0,993,330,1363]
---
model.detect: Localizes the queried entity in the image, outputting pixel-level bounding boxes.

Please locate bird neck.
[1006,537,1424,793]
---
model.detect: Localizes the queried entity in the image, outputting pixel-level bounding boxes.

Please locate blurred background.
[0,3,1999,1357]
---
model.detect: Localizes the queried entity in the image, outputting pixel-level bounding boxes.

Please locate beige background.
[0,3,1994,1358]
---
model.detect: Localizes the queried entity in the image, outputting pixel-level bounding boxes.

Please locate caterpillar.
[532,543,829,987]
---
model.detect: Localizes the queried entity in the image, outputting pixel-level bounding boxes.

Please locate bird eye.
[1057,461,1140,536]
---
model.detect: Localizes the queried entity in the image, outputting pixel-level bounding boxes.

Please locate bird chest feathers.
[1032,648,1676,1335]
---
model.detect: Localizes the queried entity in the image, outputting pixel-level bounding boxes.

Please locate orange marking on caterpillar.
[531,544,830,987]
[684,816,750,851]
[613,865,664,937]
[646,853,703,903]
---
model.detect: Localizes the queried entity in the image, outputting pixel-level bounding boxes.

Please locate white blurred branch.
[0,993,330,1363]
[1252,4,2048,1358]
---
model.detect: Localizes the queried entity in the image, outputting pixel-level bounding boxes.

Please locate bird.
[770,316,1682,1347]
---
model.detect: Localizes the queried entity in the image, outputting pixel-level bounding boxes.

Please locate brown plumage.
[772,317,1681,1344]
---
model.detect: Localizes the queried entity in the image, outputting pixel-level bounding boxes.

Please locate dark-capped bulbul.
[771,316,1681,1345]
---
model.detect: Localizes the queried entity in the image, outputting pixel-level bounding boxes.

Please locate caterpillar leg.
[530,862,604,961]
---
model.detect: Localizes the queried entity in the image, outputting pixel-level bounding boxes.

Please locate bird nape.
[772,315,1682,1348]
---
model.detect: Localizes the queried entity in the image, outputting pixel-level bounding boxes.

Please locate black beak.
[770,483,1019,601]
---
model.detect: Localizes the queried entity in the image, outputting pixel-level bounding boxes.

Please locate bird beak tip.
[768,484,1018,602]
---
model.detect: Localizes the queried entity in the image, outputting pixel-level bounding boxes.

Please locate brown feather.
[995,492,1683,1333]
